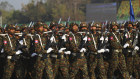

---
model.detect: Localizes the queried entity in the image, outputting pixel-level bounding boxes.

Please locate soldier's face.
[127,24,133,30]
[44,28,48,32]
[91,27,96,30]
[16,30,20,33]
[112,25,118,31]
[10,29,15,34]
[97,27,101,31]
[128,24,133,27]
[113,25,118,29]
[133,26,137,29]
[81,27,87,31]
[31,29,35,33]
[59,27,64,31]
[65,29,69,33]
[72,25,78,31]
[38,26,44,32]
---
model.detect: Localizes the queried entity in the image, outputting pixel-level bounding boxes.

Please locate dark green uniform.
[32,33,54,79]
[124,31,140,79]
[108,32,130,79]
[14,35,31,79]
[69,32,89,79]
[2,34,17,79]
[52,32,70,79]
[87,32,107,79]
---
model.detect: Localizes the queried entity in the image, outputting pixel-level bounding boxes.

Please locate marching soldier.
[123,22,139,79]
[52,23,70,79]
[87,23,107,79]
[31,22,54,79]
[69,23,89,79]
[107,22,130,79]
[2,25,20,79]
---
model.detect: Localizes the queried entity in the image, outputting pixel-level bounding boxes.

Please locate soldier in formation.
[0,21,139,79]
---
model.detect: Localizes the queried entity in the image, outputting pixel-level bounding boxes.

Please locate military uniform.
[2,34,17,79]
[87,31,107,79]
[123,29,139,79]
[52,25,70,79]
[108,31,130,79]
[32,23,54,79]
[68,28,89,79]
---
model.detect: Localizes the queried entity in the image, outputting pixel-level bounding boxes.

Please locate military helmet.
[49,21,57,29]
[80,22,87,28]
[94,23,101,28]
[110,22,118,29]
[43,24,48,29]
[58,23,65,28]
[34,22,43,30]
[15,26,21,31]
[6,24,15,30]
[69,22,78,31]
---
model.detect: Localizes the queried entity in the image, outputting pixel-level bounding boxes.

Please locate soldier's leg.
[33,59,45,79]
[126,56,133,76]
[79,58,89,79]
[97,56,107,79]
[53,59,59,78]
[118,52,130,79]
[133,54,140,79]
[45,58,54,79]
[88,54,97,79]
[104,61,109,76]
[60,58,69,79]
[70,60,79,79]
[2,60,15,79]
[15,60,25,79]
[107,50,119,79]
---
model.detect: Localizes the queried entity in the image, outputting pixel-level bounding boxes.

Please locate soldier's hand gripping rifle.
[97,24,109,58]
[77,30,88,57]
[13,32,30,61]
[132,30,139,55]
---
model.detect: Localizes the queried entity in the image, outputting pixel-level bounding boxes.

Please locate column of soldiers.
[0,21,139,79]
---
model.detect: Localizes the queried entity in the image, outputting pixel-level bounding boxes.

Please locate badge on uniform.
[110,37,113,40]
[35,40,38,43]
[125,34,128,38]
[88,37,91,41]
[69,37,72,41]
[4,41,7,44]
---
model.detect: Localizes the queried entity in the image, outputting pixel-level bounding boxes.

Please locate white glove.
[134,46,139,51]
[1,48,4,53]
[80,48,86,53]
[16,50,22,55]
[19,40,24,45]
[83,36,87,43]
[59,48,66,53]
[100,36,104,41]
[64,51,71,55]
[31,53,37,57]
[105,37,108,41]
[123,43,129,48]
[98,49,105,53]
[7,56,12,59]
[47,48,54,53]
[50,36,55,43]
[62,34,67,42]
[105,49,109,52]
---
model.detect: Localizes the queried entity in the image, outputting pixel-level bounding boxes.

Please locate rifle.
[132,30,139,55]
[58,18,62,24]
[65,17,70,27]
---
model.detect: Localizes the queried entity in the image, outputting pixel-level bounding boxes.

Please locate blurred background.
[0,0,139,24]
